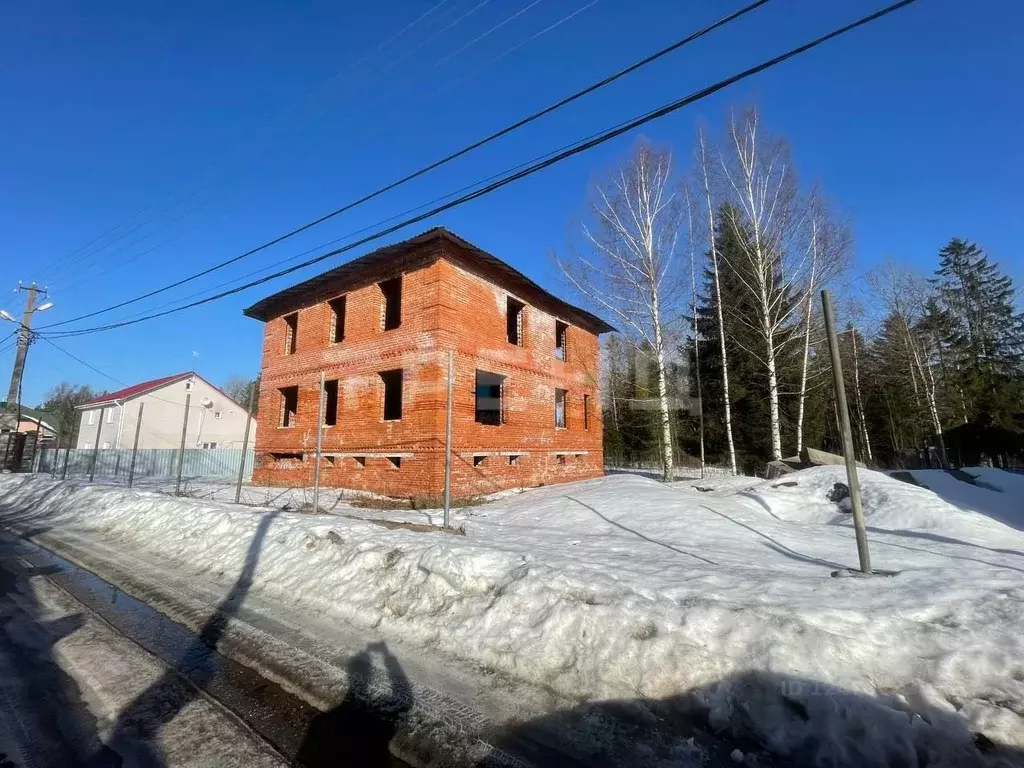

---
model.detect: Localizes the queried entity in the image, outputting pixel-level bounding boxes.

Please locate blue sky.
[1,0,1020,406]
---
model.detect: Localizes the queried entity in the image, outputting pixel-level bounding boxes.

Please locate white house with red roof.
[75,372,255,450]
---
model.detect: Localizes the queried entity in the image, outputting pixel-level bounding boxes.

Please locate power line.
[41,0,923,340]
[30,0,454,286]
[41,0,773,332]
[32,0,524,290]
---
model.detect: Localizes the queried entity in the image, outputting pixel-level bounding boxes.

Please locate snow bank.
[2,473,1023,766]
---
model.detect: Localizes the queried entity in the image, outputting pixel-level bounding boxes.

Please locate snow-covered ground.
[1,468,1023,766]
[907,468,1024,531]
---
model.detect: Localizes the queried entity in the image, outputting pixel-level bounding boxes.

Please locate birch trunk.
[795,221,818,455]
[651,290,675,481]
[849,326,873,463]
[698,131,737,474]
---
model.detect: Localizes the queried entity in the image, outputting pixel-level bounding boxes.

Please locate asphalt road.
[0,537,413,767]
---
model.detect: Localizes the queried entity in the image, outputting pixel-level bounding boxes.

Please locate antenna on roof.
[191,350,198,374]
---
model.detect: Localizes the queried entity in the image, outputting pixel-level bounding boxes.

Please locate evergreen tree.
[933,238,1024,426]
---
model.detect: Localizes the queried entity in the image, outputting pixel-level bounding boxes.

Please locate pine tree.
[933,238,1024,426]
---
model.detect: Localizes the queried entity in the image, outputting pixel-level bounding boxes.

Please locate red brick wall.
[252,243,603,498]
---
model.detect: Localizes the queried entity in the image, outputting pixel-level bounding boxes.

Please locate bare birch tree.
[558,142,682,481]
[683,183,705,477]
[696,128,737,474]
[795,192,851,454]
[868,262,947,464]
[717,109,811,460]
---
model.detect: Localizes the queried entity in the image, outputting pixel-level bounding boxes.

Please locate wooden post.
[127,402,145,489]
[822,290,872,574]
[443,349,454,529]
[61,444,70,480]
[312,372,326,514]
[234,383,256,504]
[175,394,191,496]
[89,407,105,482]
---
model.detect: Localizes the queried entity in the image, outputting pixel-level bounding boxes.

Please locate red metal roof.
[79,372,193,407]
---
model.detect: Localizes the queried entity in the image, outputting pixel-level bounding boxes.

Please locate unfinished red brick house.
[243,228,614,498]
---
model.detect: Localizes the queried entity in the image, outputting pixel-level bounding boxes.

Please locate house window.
[84,442,92,449]
[583,394,590,430]
[380,369,403,421]
[87,411,95,426]
[106,409,114,424]
[202,441,218,449]
[329,295,346,343]
[475,370,505,426]
[323,379,339,426]
[506,297,525,345]
[214,411,222,420]
[279,386,298,427]
[555,321,568,360]
[102,441,111,449]
[555,388,567,429]
[284,312,298,354]
[185,380,193,391]
[380,276,402,330]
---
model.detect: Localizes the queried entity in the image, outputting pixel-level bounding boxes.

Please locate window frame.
[283,312,298,354]
[323,378,339,427]
[506,297,525,346]
[474,370,506,426]
[379,276,402,331]
[328,295,346,344]
[279,385,299,428]
[555,388,567,429]
[380,369,403,421]
[555,320,568,360]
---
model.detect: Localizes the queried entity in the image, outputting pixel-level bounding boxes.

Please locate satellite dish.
[201,397,213,408]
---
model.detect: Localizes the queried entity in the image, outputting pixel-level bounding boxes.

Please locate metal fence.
[37,447,254,481]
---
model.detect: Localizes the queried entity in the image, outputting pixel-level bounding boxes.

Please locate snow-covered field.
[1,467,1023,766]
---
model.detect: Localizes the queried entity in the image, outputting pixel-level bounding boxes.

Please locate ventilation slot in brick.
[387,456,401,469]
[279,386,298,427]
[473,455,486,467]
[380,276,402,330]
[506,297,524,345]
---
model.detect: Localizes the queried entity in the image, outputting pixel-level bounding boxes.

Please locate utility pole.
[234,383,257,504]
[822,290,872,575]
[2,284,54,471]
[175,394,192,496]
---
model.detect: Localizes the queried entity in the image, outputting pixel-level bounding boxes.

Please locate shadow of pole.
[91,510,281,766]
[564,495,719,566]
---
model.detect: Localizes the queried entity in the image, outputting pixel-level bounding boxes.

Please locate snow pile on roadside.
[2,472,1023,766]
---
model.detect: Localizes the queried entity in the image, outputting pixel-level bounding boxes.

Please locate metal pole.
[312,372,326,514]
[822,290,872,574]
[234,383,257,504]
[175,393,191,496]
[443,349,454,529]
[89,407,105,482]
[127,402,145,489]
